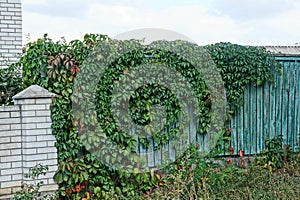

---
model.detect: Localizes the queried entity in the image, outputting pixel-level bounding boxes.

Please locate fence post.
[13,85,57,195]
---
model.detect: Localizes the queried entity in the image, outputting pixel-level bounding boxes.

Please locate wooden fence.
[135,56,299,167]
[229,56,300,155]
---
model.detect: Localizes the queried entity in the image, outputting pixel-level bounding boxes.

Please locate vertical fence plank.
[251,85,257,154]
[147,138,155,167]
[237,102,244,151]
[243,85,250,154]
[288,62,295,148]
[275,65,284,139]
[282,62,289,144]
[269,75,276,142]
[294,60,299,148]
[263,82,270,151]
[230,107,238,154]
[257,85,264,153]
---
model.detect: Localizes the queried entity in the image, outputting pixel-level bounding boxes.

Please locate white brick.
[0,175,11,182]
[8,0,21,3]
[0,19,14,24]
[0,7,7,11]
[11,16,21,20]
[47,141,56,147]
[10,124,21,130]
[0,163,11,169]
[1,3,14,8]
[23,129,47,135]
[0,11,14,16]
[48,165,58,172]
[24,135,37,142]
[0,112,9,118]
[14,11,21,16]
[0,137,10,143]
[24,153,47,161]
[22,116,47,123]
[36,98,52,104]
[1,180,20,188]
[21,104,46,111]
[21,123,36,130]
[4,15,12,19]
[0,36,14,40]
[0,143,21,150]
[2,130,20,136]
[0,23,8,28]
[41,159,57,167]
[0,106,19,112]
[1,28,16,32]
[10,111,20,117]
[10,136,21,142]
[10,149,21,155]
[47,153,57,160]
[1,168,22,175]
[21,111,35,117]
[16,99,35,105]
[0,48,8,52]
[36,123,51,129]
[0,155,21,162]
[23,148,37,155]
[23,141,47,148]
[11,161,22,168]
[12,174,22,180]
[14,3,21,8]
[0,125,9,131]
[12,40,22,45]
[3,40,12,44]
[37,135,55,141]
[36,110,51,116]
[37,147,57,154]
[0,188,12,196]
[0,117,20,124]
[9,49,21,53]
[2,44,15,49]
[23,161,37,168]
[1,53,14,57]
[8,32,20,37]
[8,7,20,11]
[0,149,10,156]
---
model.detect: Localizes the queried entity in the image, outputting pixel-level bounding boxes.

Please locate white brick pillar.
[0,0,22,68]
[13,85,58,193]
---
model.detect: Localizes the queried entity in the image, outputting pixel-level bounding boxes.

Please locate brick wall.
[0,0,22,68]
[0,85,58,199]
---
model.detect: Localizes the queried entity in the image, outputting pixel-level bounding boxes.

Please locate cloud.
[23,0,89,17]
[212,0,297,21]
[22,0,300,45]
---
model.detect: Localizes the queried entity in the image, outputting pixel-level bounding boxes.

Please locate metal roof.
[264,46,300,57]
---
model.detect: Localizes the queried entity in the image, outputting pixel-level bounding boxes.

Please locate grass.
[143,153,300,200]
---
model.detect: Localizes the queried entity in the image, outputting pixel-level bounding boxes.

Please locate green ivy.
[0,62,22,105]
[12,34,280,199]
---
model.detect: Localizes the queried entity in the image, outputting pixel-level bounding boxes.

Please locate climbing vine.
[9,34,280,199]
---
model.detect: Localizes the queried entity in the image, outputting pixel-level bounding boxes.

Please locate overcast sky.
[22,0,300,46]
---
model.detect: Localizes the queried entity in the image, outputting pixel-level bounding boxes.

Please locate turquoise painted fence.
[229,56,300,155]
[135,56,300,167]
